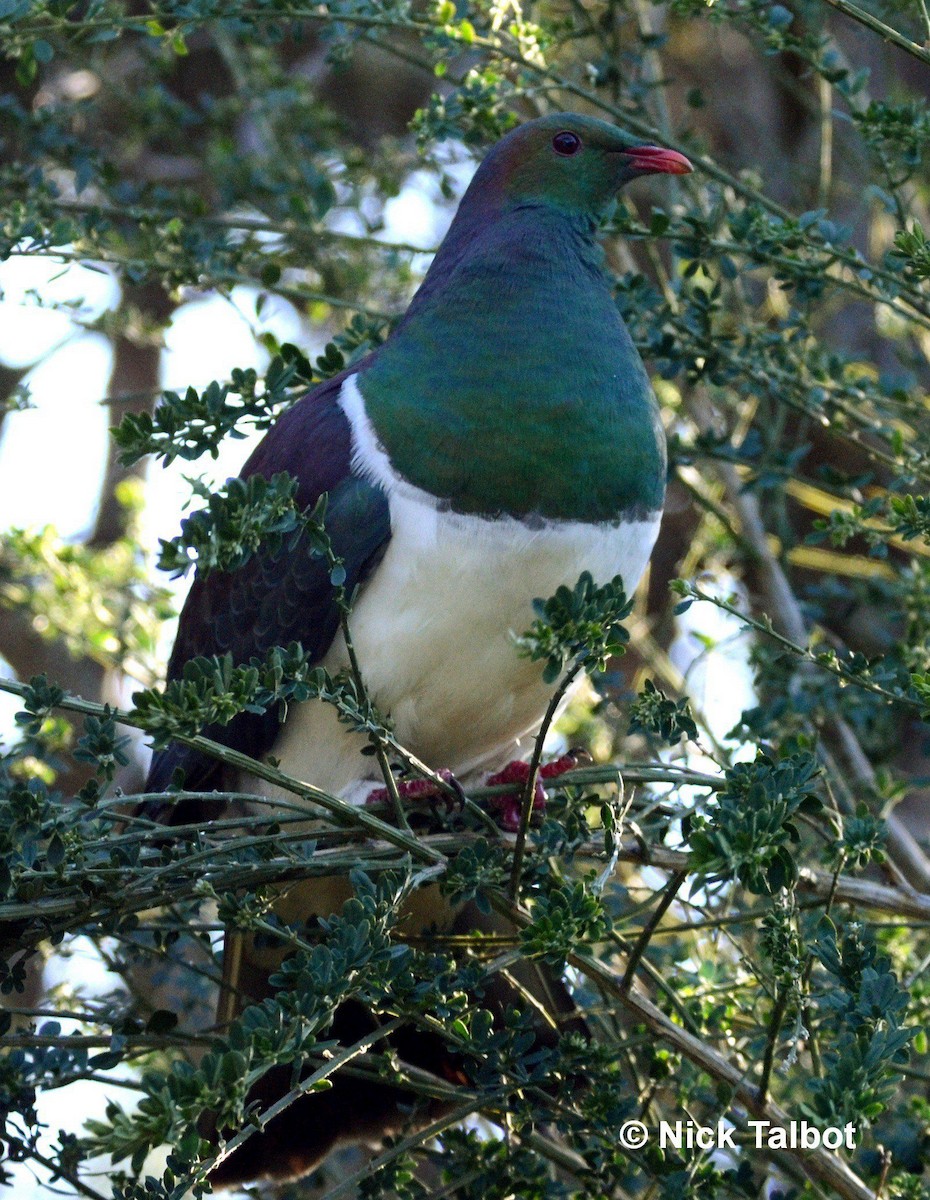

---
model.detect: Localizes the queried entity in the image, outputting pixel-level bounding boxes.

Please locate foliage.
[155,474,325,578]
[516,571,633,683]
[807,919,916,1127]
[628,678,699,745]
[113,319,386,467]
[130,643,399,755]
[1,0,930,1198]
[1,517,173,679]
[687,749,822,894]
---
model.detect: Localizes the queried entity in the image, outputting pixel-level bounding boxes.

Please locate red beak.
[622,145,693,176]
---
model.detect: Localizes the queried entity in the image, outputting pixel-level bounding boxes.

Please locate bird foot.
[366,768,462,811]
[485,752,582,832]
[366,753,584,833]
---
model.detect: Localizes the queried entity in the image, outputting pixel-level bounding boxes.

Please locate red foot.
[485,753,580,832]
[366,768,457,807]
[366,755,582,833]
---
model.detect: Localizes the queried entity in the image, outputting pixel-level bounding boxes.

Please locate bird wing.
[144,367,391,802]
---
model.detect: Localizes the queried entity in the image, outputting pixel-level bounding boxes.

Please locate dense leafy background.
[1,1,930,1198]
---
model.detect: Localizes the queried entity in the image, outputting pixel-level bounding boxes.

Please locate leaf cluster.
[156,473,325,579]
[628,678,698,745]
[516,571,633,684]
[686,751,823,894]
[807,919,916,1127]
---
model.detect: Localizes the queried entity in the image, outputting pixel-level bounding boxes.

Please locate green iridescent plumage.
[358,113,672,522]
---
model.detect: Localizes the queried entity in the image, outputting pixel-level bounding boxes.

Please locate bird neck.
[400,197,599,323]
[357,204,666,524]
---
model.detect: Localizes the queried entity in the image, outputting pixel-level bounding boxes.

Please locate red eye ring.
[552,131,582,156]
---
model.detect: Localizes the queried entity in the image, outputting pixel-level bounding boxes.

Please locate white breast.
[263,375,662,805]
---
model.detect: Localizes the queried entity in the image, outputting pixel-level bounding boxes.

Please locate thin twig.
[318,1096,493,1200]
[756,984,791,1105]
[0,675,446,866]
[206,1017,406,1178]
[508,659,585,898]
[819,0,930,65]
[339,608,412,835]
[17,1149,110,1200]
[620,869,688,990]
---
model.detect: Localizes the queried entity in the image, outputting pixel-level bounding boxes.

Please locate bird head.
[472,112,693,221]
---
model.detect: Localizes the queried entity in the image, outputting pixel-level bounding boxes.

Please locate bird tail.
[204,890,587,1187]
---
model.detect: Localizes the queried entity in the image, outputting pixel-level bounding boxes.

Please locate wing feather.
[145,368,391,802]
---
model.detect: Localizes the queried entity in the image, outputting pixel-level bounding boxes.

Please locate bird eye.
[552,131,582,156]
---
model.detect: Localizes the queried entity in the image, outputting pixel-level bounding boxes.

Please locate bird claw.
[366,752,585,834]
[366,768,462,812]
[485,751,584,832]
